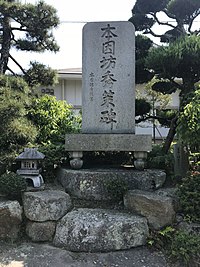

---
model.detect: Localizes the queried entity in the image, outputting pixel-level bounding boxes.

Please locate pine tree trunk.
[162,115,178,154]
[0,16,11,74]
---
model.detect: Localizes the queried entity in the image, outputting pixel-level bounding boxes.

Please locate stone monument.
[65,21,152,170]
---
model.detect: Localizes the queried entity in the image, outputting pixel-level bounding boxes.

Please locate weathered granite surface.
[65,134,152,151]
[156,187,180,211]
[0,200,22,240]
[26,221,56,242]
[58,168,166,201]
[82,21,135,134]
[23,190,72,222]
[124,189,176,230]
[53,208,148,252]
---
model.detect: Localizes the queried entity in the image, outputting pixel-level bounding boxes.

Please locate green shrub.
[0,172,27,198]
[177,171,200,222]
[148,227,200,266]
[28,95,81,144]
[39,143,69,182]
[177,89,200,149]
[147,144,174,175]
[147,226,175,250]
[170,230,200,266]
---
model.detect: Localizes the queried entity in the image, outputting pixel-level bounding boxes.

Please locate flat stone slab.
[58,168,166,201]
[65,134,152,151]
[53,208,148,252]
[23,190,72,222]
[82,21,135,134]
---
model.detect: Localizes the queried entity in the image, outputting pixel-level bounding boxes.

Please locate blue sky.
[10,0,135,72]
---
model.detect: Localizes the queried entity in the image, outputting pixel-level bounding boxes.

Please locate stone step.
[53,208,149,252]
[57,168,166,202]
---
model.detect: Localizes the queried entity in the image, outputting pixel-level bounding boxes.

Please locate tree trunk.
[0,16,12,74]
[162,115,178,154]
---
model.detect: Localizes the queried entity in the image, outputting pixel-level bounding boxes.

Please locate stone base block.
[57,168,166,201]
[23,190,72,222]
[0,200,22,240]
[124,189,176,230]
[65,134,152,152]
[26,221,56,242]
[53,208,148,252]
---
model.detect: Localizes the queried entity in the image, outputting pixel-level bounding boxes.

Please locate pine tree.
[0,0,59,86]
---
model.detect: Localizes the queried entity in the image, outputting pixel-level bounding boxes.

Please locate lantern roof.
[16,148,45,160]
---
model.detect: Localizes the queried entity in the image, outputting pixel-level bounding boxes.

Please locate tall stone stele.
[65,21,152,169]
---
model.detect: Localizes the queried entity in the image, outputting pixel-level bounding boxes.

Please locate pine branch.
[169,78,183,91]
[163,9,177,20]
[7,66,16,76]
[149,12,176,29]
[136,114,172,124]
[143,28,163,38]
[11,27,28,32]
[9,54,26,75]
[188,11,200,33]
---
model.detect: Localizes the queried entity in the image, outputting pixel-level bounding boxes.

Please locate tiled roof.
[16,148,45,160]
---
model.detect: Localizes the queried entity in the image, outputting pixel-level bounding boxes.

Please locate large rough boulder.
[26,221,56,242]
[0,200,22,240]
[58,168,166,201]
[53,208,149,252]
[23,190,72,222]
[124,190,176,230]
[156,187,180,211]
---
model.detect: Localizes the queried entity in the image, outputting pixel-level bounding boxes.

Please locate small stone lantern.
[16,148,45,188]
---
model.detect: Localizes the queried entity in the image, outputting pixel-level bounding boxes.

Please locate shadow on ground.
[0,242,181,267]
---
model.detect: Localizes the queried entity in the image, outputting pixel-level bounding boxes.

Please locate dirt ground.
[0,241,182,267]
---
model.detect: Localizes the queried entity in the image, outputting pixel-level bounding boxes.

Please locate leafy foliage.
[167,0,200,22]
[0,172,27,198]
[0,0,59,87]
[156,109,177,127]
[148,227,200,266]
[28,95,81,144]
[135,98,151,117]
[145,35,200,152]
[130,0,200,152]
[170,230,200,266]
[38,143,69,182]
[177,171,200,222]
[135,35,154,83]
[146,35,200,91]
[147,144,174,175]
[0,75,37,171]
[24,62,58,88]
[177,89,200,148]
[130,0,200,41]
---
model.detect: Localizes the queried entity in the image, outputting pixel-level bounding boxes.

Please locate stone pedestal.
[66,134,152,170]
[58,168,166,202]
